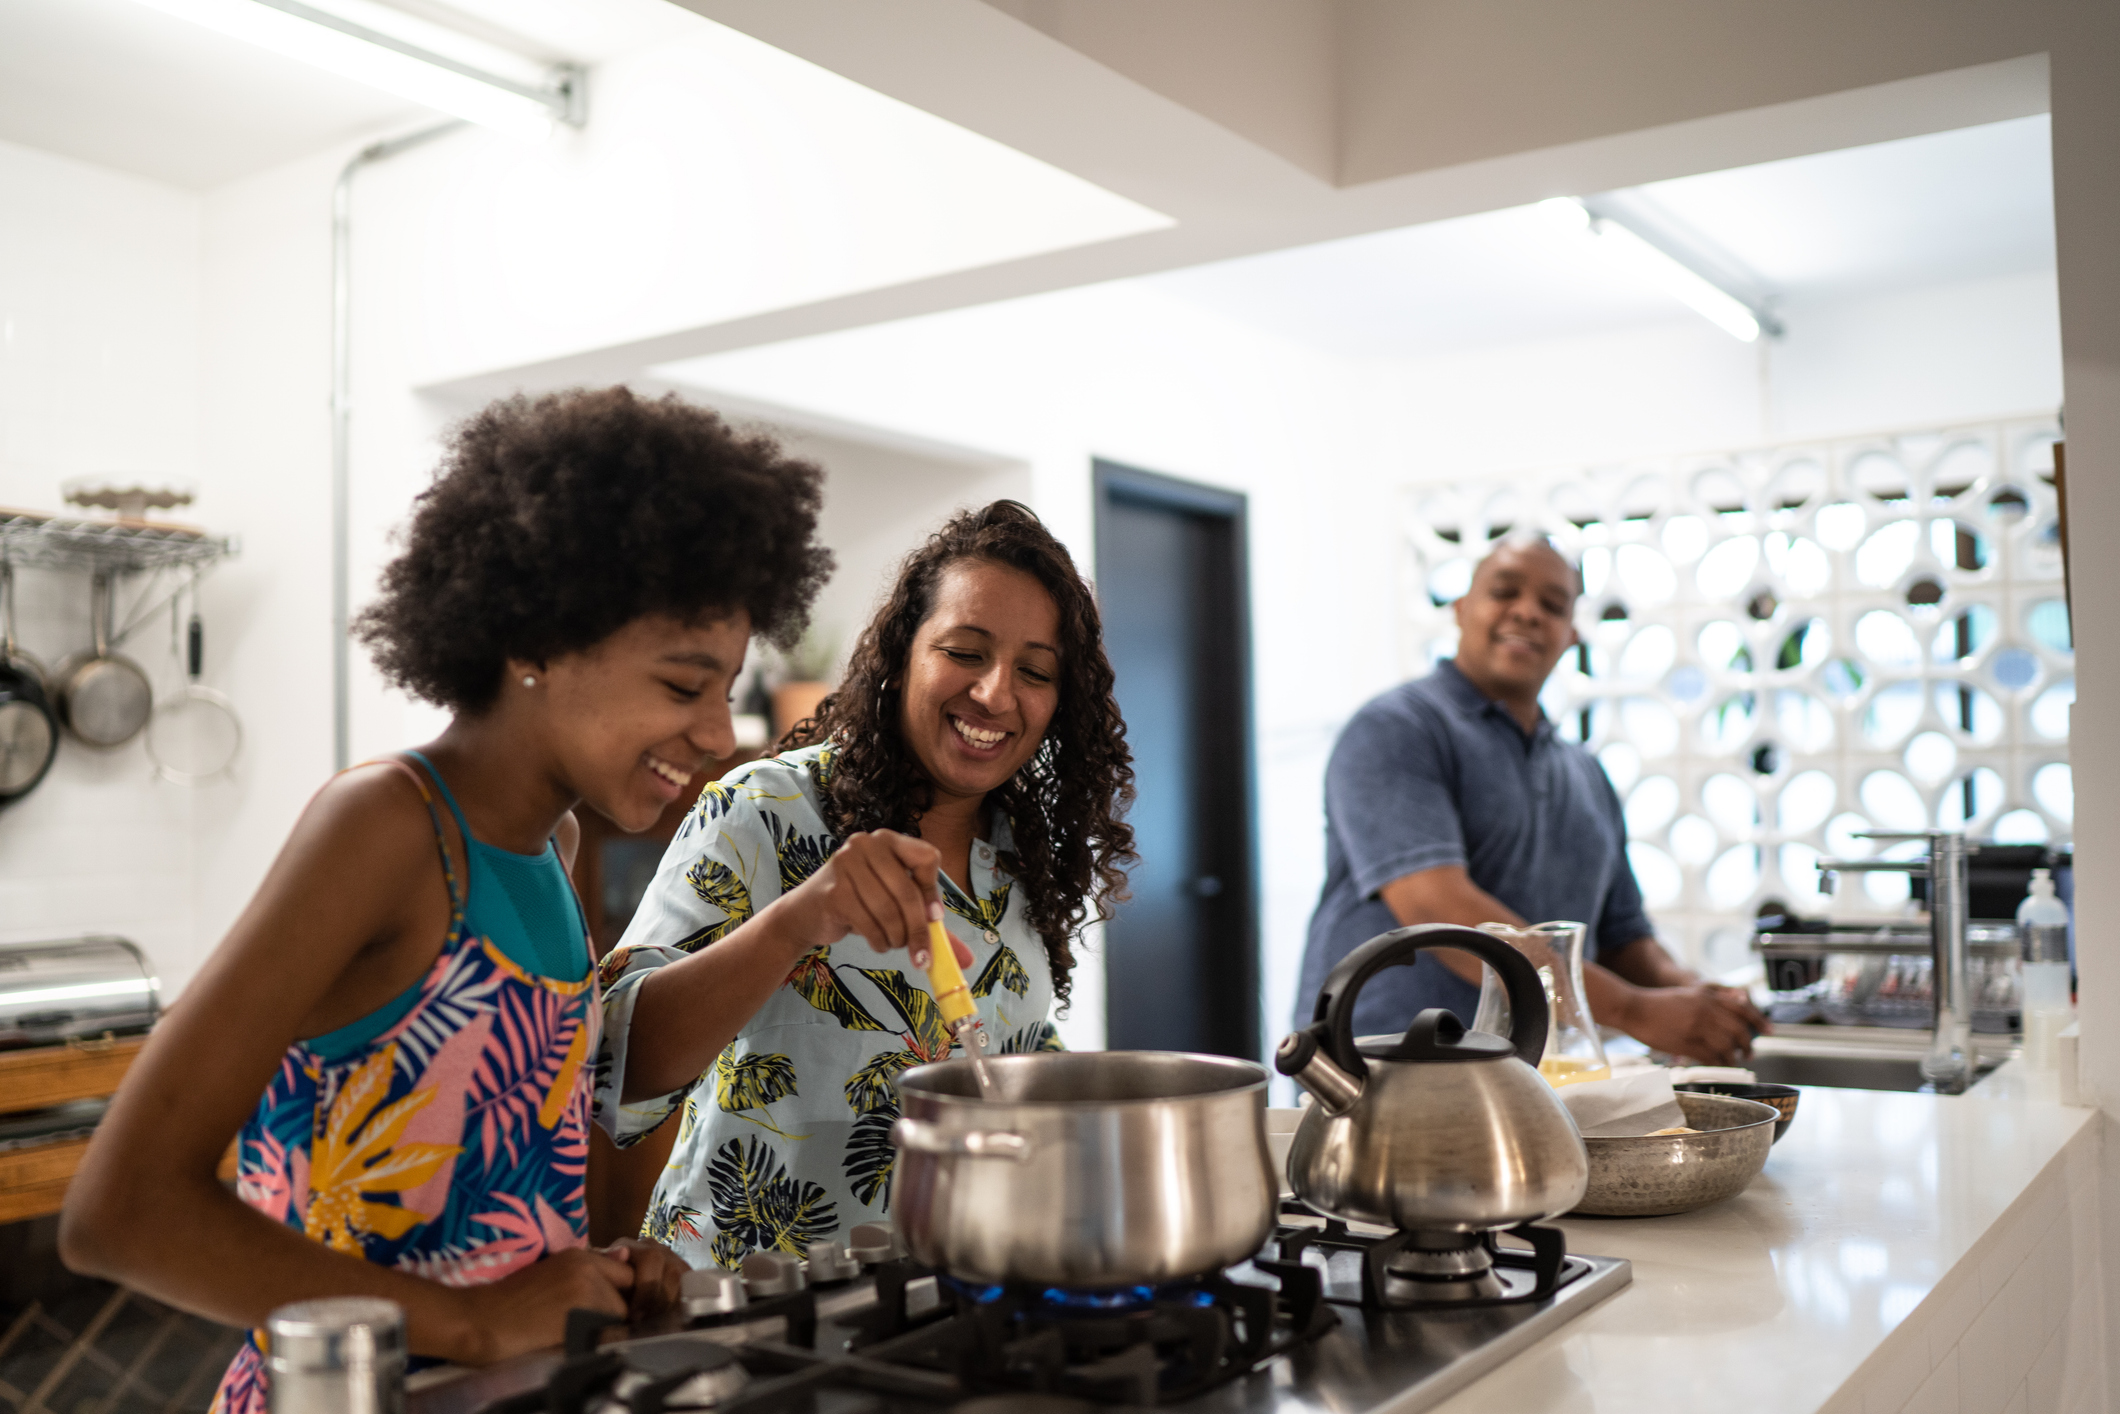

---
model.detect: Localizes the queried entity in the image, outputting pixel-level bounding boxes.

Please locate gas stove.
[408,1214,1629,1414]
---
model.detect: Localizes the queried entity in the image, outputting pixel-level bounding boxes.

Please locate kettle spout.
[1273,1028,1362,1115]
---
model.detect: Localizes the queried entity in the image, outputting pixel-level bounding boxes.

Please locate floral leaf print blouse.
[591,744,1061,1270]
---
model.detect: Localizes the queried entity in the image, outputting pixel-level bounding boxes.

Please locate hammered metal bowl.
[1675,1081,1800,1143]
[1572,1092,1778,1217]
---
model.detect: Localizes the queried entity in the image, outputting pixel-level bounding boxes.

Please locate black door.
[1093,460,1257,1059]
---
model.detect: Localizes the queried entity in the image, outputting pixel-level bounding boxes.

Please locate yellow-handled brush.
[923,916,998,1096]
[923,918,979,1031]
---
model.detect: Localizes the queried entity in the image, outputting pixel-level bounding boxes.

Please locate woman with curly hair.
[599,500,1135,1268]
[61,388,833,1404]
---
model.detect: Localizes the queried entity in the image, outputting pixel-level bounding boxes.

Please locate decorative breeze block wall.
[1399,415,2069,974]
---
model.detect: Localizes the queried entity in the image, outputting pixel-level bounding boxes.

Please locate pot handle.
[890,1117,1032,1162]
[1305,923,1548,1077]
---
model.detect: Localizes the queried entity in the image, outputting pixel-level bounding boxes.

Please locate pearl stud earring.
[522,675,537,688]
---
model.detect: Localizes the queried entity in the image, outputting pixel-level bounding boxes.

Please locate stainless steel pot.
[890,1050,1276,1287]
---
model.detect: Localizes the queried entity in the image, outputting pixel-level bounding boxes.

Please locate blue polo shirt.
[1297,660,1652,1036]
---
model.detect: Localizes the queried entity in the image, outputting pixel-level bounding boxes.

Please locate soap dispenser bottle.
[2017,868,2072,1070]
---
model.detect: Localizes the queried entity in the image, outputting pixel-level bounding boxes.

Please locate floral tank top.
[211,756,599,1414]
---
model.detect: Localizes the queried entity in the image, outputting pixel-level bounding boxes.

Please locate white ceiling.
[0,0,701,190]
[1144,116,2056,361]
[0,0,2058,372]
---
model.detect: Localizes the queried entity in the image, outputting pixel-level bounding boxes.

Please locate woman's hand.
[444,1247,635,1364]
[781,830,971,966]
[601,1239,688,1321]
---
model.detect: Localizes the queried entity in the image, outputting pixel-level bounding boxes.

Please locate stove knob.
[741,1249,808,1299]
[848,1222,904,1265]
[806,1240,860,1284]
[680,1267,749,1318]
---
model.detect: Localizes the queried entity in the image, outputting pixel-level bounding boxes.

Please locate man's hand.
[1613,983,1768,1066]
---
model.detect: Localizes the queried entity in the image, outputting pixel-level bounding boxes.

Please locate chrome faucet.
[1817,830,1976,1094]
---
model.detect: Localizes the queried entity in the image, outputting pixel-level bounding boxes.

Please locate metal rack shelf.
[0,510,236,576]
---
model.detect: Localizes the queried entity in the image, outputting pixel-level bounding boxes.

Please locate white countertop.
[1427,1070,2096,1413]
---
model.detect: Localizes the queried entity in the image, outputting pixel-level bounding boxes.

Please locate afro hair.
[355,387,833,712]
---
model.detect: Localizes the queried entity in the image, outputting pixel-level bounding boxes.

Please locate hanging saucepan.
[0,562,59,802]
[57,571,152,748]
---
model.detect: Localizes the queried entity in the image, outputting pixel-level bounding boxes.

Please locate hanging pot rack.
[0,509,235,574]
[0,509,238,650]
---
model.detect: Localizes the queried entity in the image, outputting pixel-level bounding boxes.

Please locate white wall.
[646,261,2063,1057]
[0,42,2070,1050]
[0,133,360,1003]
[0,139,205,985]
[0,1,1161,998]
[651,282,1404,1057]
[753,423,1032,677]
[190,144,344,988]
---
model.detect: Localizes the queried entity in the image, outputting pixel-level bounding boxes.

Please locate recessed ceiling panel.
[1143,116,2054,361]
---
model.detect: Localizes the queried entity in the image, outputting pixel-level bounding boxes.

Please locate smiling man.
[1296,535,1768,1065]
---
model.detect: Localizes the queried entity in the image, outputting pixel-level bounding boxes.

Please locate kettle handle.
[1307,923,1549,1076]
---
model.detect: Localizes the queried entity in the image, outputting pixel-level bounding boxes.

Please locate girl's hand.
[447,1247,634,1364]
[781,830,971,966]
[601,1239,689,1320]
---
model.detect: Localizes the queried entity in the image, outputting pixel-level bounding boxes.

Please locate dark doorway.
[1093,460,1257,1059]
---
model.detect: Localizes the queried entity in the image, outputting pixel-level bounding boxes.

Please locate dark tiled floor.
[0,1219,242,1414]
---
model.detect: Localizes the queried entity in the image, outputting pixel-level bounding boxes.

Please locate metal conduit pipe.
[331,121,464,771]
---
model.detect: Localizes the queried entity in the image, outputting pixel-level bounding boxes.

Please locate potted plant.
[769,630,838,741]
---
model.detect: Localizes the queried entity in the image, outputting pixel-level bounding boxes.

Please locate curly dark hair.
[784,501,1135,1008]
[356,388,833,711]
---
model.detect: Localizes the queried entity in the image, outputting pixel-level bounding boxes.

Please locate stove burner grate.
[1273,1201,1593,1313]
[915,1265,1335,1406]
[544,1255,1337,1414]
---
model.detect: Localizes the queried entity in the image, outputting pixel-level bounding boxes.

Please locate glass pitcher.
[1469,920,1611,1086]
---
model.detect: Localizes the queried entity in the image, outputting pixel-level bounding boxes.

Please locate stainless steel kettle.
[1274,923,1589,1232]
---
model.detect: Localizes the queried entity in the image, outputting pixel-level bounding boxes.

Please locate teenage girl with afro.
[60,388,860,1405]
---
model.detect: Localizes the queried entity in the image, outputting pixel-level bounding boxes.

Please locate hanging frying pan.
[57,570,152,747]
[146,575,241,785]
[0,562,59,802]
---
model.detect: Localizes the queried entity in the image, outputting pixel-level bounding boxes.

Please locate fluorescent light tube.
[1541,196,1776,343]
[1590,218,1762,341]
[131,0,578,137]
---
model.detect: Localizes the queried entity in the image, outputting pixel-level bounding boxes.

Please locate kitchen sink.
[1747,1026,2011,1092]
[1747,1052,1999,1092]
